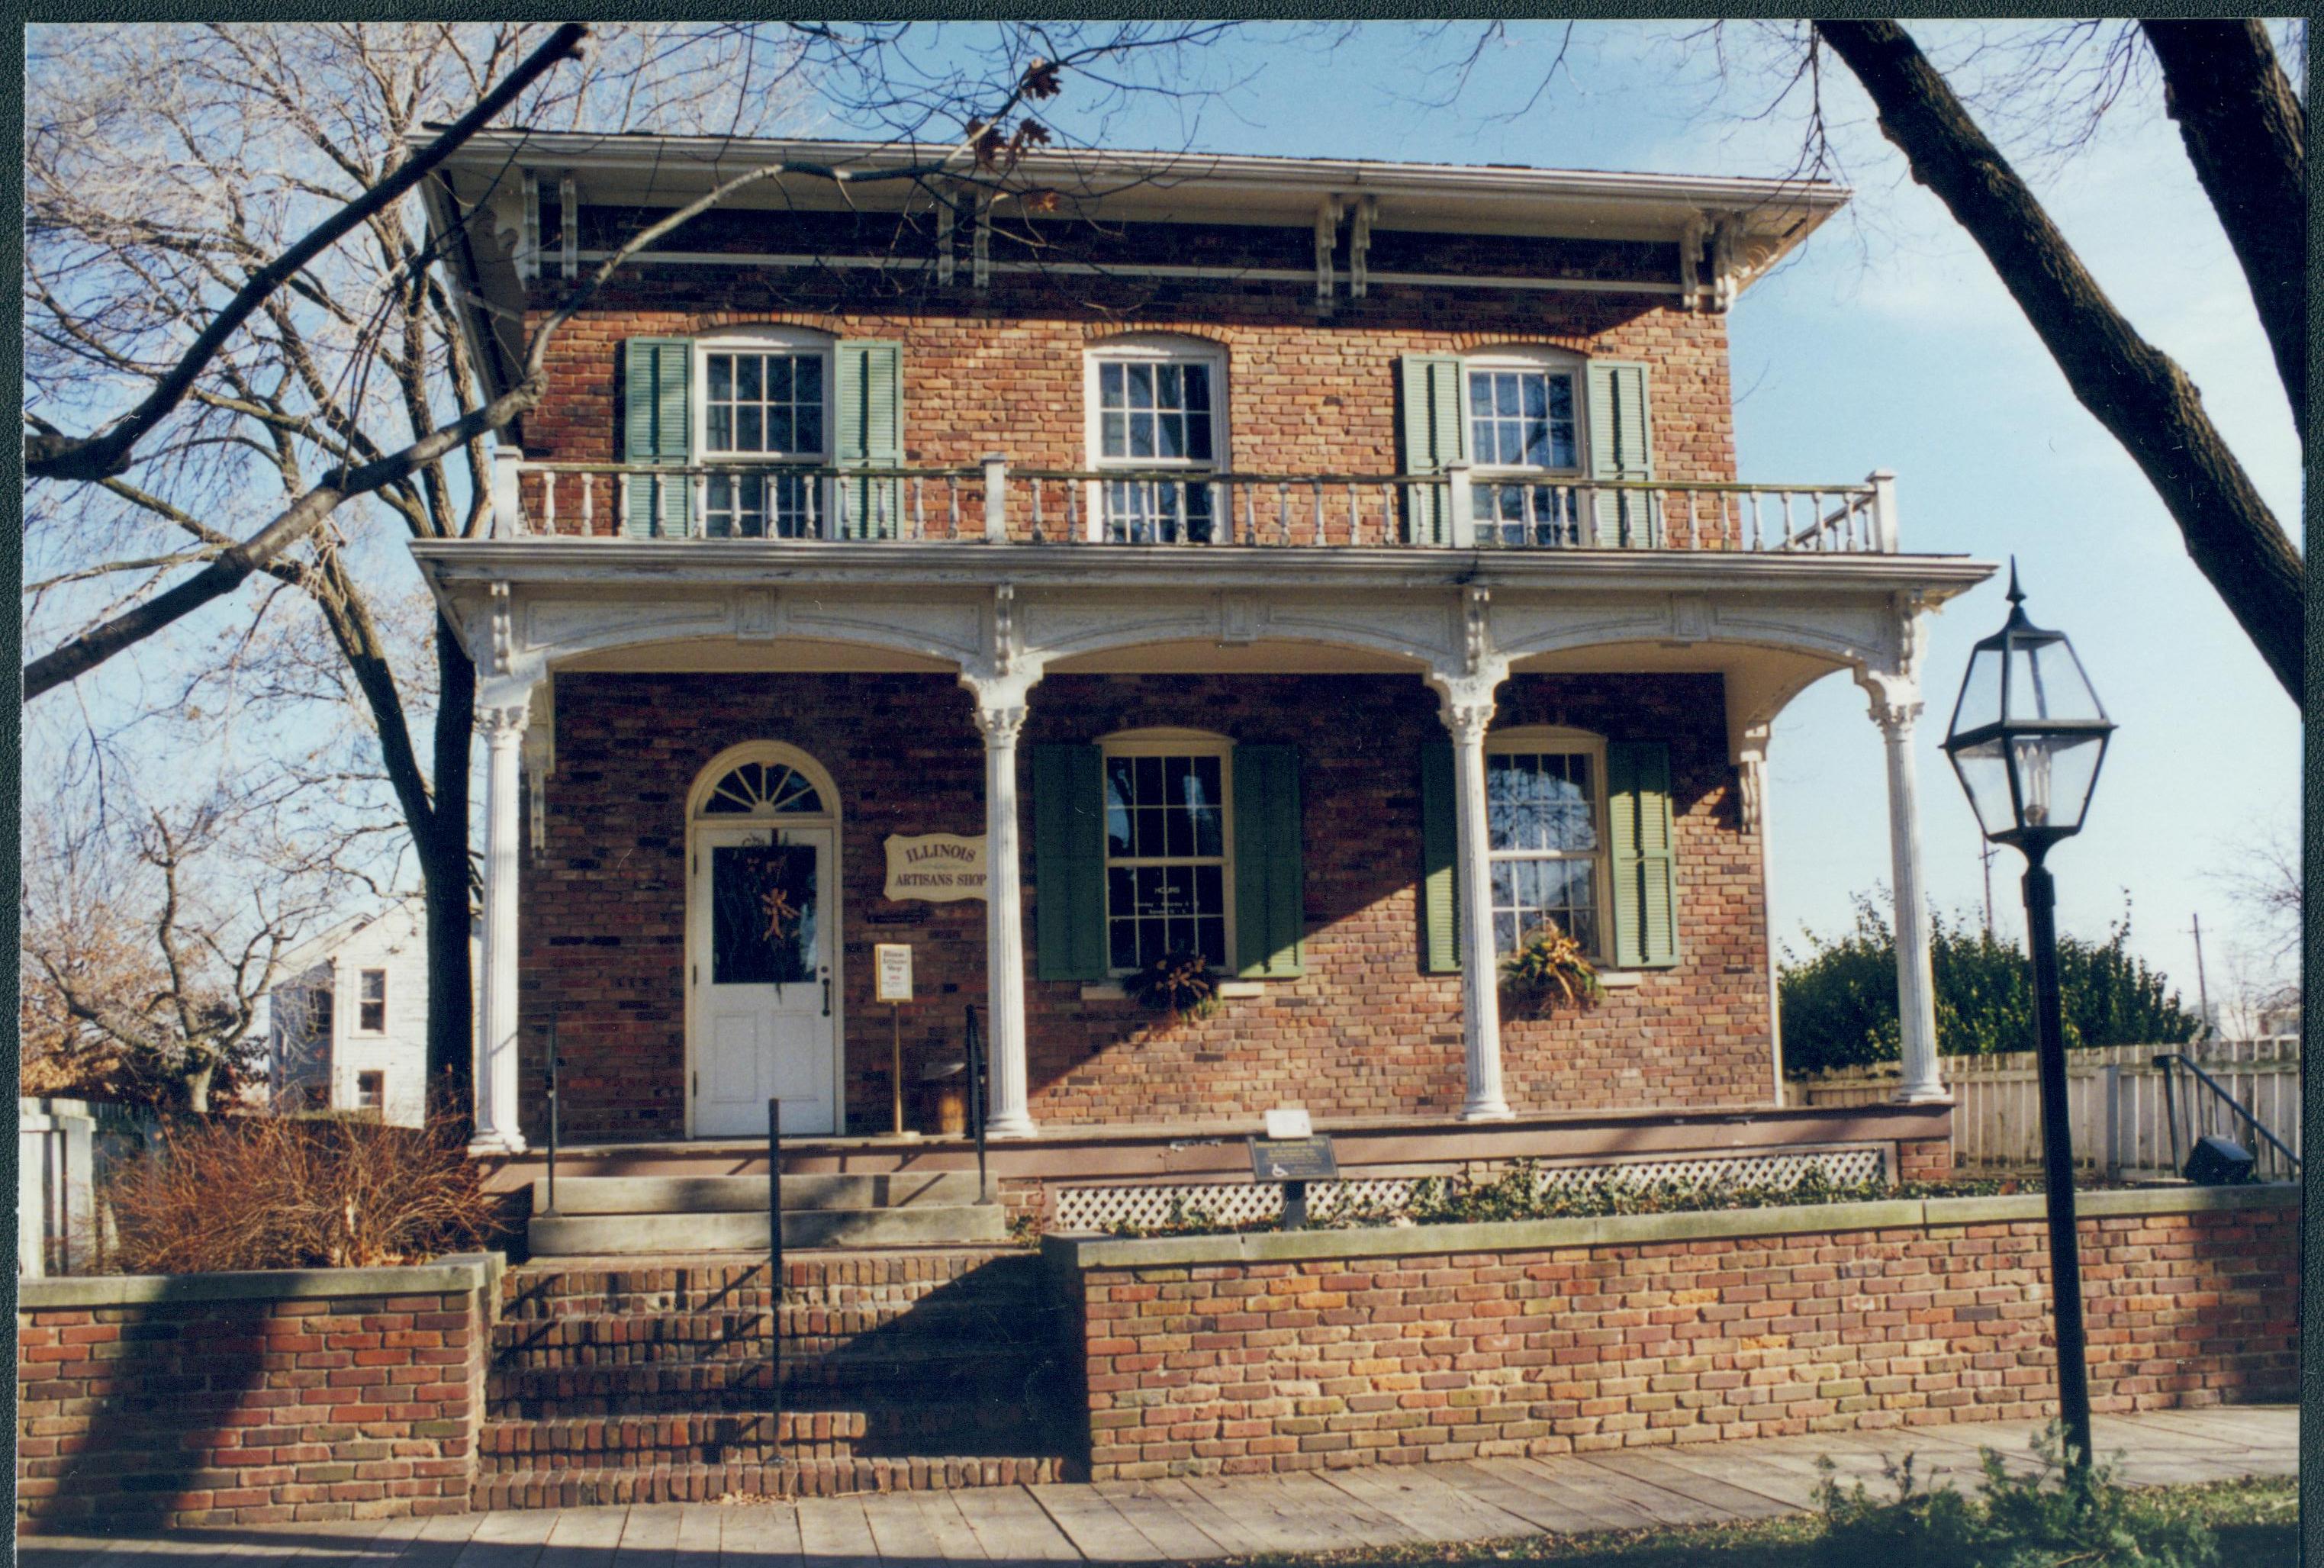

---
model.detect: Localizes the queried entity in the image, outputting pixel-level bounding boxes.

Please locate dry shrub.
[103,1112,496,1273]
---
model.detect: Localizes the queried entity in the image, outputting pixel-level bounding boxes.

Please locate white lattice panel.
[1051,1147,1885,1234]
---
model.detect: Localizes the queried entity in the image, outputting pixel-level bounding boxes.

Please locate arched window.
[697,758,826,817]
[1083,335,1229,544]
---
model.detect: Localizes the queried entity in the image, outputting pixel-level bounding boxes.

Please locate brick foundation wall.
[523,668,1770,1141]
[1051,1188,2297,1480]
[16,1258,497,1531]
[1898,1135,1952,1183]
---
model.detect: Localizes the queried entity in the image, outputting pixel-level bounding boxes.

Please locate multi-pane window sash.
[358,969,387,1034]
[1103,752,1228,970]
[703,350,826,539]
[1486,750,1602,956]
[1096,359,1217,543]
[1469,368,1585,548]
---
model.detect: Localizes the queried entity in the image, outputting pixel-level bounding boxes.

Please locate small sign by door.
[874,943,914,1003]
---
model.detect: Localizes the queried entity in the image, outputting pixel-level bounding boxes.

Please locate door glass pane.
[712,842,817,986]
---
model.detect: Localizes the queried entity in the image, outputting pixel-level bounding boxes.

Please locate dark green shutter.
[1607,742,1679,968]
[1398,354,1467,546]
[835,340,903,539]
[1418,740,1461,973]
[1032,745,1107,982]
[1232,745,1305,978]
[623,336,692,537]
[1587,360,1656,548]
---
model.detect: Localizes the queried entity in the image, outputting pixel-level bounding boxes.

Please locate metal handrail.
[964,1004,990,1205]
[2152,1051,2301,1172]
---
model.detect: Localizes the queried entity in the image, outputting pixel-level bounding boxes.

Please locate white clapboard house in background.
[268,898,447,1127]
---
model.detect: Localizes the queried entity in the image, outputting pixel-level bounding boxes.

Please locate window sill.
[1594,970,1645,989]
[1081,980,1267,1002]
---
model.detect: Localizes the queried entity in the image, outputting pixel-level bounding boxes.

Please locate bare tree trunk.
[185,1057,214,1116]
[422,617,477,1129]
[1816,20,2304,706]
[2141,21,2305,443]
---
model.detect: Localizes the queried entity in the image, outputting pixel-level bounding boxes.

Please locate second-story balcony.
[493,456,1901,556]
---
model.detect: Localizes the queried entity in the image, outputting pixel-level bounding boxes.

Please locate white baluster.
[1212,480,1231,546]
[913,477,924,541]
[1030,476,1044,543]
[580,473,594,536]
[542,472,557,535]
[948,476,962,539]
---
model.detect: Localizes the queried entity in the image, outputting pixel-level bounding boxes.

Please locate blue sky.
[1003,20,2303,1006]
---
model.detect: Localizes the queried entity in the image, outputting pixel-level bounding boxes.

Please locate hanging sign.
[884,833,988,902]
[874,944,915,1003]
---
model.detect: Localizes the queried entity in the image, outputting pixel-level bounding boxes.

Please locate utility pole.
[1979,836,1996,936]
[2190,913,2213,1038]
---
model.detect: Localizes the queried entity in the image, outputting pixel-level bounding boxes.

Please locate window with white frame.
[1466,350,1585,547]
[1485,727,1608,956]
[1102,732,1231,970]
[356,1071,385,1112]
[696,333,832,539]
[1085,340,1226,543]
[357,969,386,1034]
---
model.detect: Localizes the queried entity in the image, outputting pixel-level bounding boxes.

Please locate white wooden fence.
[1793,1039,2302,1183]
[17,1097,156,1276]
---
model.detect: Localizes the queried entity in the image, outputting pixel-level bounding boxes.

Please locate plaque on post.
[1248,1108,1335,1230]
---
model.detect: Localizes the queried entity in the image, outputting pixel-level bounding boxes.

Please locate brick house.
[415,134,1984,1225]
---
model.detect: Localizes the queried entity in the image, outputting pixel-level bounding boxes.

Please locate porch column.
[471,697,530,1154]
[971,684,1038,1138]
[1434,666,1514,1122]
[1864,681,1946,1103]
[1735,727,1785,1106]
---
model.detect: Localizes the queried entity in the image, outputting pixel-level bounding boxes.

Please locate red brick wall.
[17,1276,491,1530]
[515,223,1737,531]
[523,668,1771,1141]
[1898,1136,1952,1183]
[1067,1196,2297,1479]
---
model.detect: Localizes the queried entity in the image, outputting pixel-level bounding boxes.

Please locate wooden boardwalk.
[18,1407,2295,1566]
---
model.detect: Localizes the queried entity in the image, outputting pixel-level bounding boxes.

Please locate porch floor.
[18,1405,2293,1563]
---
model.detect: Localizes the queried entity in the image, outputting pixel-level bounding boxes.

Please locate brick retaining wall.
[16,1256,500,1531]
[1045,1186,2297,1480]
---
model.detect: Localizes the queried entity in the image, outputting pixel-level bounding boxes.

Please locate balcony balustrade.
[490,456,1898,554]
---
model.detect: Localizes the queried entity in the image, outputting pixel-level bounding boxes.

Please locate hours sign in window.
[1103,752,1228,969]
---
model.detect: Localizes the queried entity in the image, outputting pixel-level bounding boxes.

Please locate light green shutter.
[1231,745,1305,978]
[623,337,692,537]
[835,340,903,539]
[1398,354,1468,546]
[1586,360,1656,548]
[1607,742,1679,968]
[1418,739,1460,973]
[1032,745,1107,982]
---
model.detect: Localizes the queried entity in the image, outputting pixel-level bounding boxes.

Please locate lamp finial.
[2006,559,2025,607]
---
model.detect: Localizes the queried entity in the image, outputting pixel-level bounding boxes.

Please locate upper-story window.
[1485,726,1608,958]
[1466,349,1585,548]
[1084,338,1226,544]
[357,969,387,1034]
[695,330,833,539]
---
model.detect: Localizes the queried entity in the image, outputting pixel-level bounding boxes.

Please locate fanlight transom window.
[700,760,826,817]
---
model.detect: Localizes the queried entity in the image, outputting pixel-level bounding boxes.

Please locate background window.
[1468,364,1582,546]
[1093,355,1218,543]
[358,970,386,1033]
[356,1071,385,1112]
[1103,750,1228,969]
[1486,749,1603,956]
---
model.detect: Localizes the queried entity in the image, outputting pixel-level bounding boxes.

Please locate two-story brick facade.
[416,134,1987,1177]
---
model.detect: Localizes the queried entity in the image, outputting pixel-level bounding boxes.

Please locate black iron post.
[768,1096,783,1438]
[2022,852,2094,1472]
[541,1016,560,1216]
[967,1004,990,1204]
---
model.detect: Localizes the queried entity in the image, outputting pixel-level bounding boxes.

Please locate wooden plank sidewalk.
[18,1407,2296,1566]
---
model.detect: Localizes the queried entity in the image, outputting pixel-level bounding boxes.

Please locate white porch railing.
[491,454,1899,553]
[1791,1038,2303,1183]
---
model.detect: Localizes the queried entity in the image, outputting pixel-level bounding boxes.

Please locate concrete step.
[489,1306,1067,1373]
[499,1250,1020,1318]
[526,1203,1007,1256]
[532,1172,986,1215]
[472,1454,1068,1509]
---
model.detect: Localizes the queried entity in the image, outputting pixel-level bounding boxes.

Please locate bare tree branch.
[1815,19,2303,706]
[23,21,588,485]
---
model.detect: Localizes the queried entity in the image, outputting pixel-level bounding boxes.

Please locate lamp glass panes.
[1942,568,2114,849]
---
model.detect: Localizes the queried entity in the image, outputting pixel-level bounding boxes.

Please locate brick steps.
[480,1404,1047,1470]
[472,1454,1069,1510]
[481,1250,1074,1503]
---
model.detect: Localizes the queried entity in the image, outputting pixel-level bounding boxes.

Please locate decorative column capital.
[975,703,1028,745]
[961,662,1041,744]
[1427,656,1508,748]
[475,700,531,744]
[1853,665,1922,738]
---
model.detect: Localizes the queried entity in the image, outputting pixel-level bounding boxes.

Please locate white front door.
[690,824,838,1136]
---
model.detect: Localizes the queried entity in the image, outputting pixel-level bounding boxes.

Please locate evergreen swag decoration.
[1501,923,1602,1016]
[1123,948,1222,1022]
